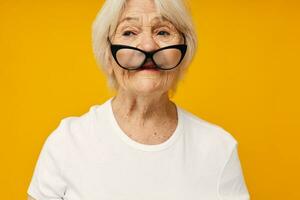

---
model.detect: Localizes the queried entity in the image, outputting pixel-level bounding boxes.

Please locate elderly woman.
[27,0,250,199]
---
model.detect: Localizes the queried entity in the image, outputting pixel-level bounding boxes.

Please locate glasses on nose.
[108,35,187,71]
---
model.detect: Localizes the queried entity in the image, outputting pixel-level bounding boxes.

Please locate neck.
[111,89,176,127]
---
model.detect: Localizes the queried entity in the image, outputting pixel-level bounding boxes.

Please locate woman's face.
[109,0,184,96]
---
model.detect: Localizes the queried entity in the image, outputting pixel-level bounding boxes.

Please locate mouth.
[140,61,158,71]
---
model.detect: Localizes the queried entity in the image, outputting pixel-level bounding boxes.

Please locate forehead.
[118,0,170,25]
[124,0,157,14]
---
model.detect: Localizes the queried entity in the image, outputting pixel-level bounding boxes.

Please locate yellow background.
[1,0,299,199]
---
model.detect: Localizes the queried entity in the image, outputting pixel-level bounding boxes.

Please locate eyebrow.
[118,16,168,26]
[151,16,168,23]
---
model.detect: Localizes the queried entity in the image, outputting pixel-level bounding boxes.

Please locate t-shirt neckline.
[105,97,184,152]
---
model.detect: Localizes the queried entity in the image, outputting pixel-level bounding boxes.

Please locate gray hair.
[91,0,198,92]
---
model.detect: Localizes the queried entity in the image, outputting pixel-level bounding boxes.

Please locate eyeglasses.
[108,35,187,71]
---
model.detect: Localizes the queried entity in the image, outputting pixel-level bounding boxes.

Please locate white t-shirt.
[27,98,250,200]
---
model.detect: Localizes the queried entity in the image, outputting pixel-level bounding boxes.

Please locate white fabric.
[27,97,250,200]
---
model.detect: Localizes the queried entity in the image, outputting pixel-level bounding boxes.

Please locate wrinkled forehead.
[118,12,175,27]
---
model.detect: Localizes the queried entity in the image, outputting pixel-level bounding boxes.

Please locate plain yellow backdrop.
[1,0,299,199]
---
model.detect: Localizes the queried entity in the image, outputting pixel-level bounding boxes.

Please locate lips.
[141,61,157,70]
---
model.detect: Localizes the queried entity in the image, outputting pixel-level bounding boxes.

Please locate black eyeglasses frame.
[108,35,187,71]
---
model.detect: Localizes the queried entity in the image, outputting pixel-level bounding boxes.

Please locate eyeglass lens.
[115,48,182,70]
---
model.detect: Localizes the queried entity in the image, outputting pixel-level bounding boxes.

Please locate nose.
[137,32,159,52]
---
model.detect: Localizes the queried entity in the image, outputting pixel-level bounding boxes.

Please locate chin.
[131,79,165,95]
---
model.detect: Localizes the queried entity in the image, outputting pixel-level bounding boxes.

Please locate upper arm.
[217,144,250,200]
[27,120,68,199]
[28,195,36,200]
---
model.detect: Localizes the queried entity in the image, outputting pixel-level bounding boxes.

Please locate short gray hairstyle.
[91,0,198,91]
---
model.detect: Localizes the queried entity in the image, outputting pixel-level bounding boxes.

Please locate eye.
[157,31,170,36]
[122,31,136,36]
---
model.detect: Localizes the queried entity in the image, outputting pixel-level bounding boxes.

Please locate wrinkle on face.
[110,0,182,96]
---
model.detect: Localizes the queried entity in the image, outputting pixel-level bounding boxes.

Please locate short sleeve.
[218,144,250,200]
[27,122,67,199]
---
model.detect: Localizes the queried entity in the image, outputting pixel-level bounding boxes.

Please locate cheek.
[160,70,180,87]
[112,64,129,85]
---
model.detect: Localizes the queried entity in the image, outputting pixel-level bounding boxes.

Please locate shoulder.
[44,104,101,151]
[178,106,238,152]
